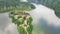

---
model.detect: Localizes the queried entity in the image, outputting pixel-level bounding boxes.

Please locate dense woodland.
[0,0,60,17]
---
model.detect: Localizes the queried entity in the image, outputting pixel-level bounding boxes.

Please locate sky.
[20,0,28,2]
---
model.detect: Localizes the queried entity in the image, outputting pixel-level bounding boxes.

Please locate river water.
[0,3,60,34]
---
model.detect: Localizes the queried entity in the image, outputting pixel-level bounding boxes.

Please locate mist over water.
[29,3,60,34]
[0,3,60,34]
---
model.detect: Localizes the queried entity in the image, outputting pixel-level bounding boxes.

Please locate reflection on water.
[29,3,60,34]
[0,3,60,34]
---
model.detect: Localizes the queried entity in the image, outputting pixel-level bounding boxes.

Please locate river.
[0,3,60,34]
